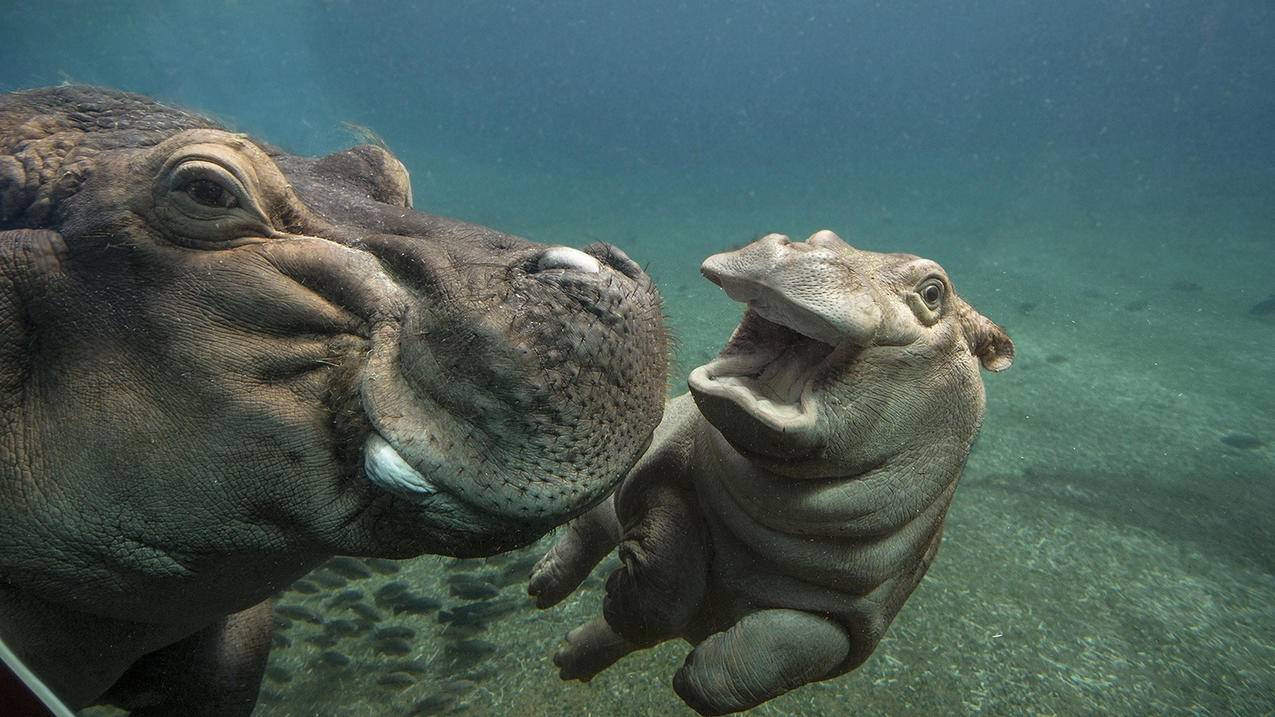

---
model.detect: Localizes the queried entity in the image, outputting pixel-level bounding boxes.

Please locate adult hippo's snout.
[354,234,667,553]
[244,137,671,558]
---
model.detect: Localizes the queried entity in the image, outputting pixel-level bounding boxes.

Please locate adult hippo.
[0,86,667,712]
[531,231,1012,714]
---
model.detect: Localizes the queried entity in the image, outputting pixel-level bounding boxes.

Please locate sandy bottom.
[83,162,1275,716]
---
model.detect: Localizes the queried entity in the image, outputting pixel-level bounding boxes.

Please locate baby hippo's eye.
[181,178,239,209]
[918,278,944,309]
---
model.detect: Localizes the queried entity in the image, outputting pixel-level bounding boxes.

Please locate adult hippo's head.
[0,85,668,605]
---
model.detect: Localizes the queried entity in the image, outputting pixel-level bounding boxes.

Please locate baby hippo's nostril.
[807,229,843,247]
[536,246,602,274]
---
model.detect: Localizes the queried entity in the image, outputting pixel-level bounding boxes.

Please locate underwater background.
[3,0,1273,714]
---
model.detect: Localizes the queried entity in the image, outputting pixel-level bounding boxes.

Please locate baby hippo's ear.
[960,308,1014,372]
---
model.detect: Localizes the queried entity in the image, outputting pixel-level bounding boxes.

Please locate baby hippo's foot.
[529,501,621,609]
[553,618,639,682]
[673,609,851,716]
[528,541,589,609]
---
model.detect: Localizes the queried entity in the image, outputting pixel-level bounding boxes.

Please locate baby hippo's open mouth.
[689,308,839,436]
[688,230,883,458]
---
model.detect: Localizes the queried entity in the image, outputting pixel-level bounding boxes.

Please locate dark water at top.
[2,1,1272,715]
[8,1,1273,167]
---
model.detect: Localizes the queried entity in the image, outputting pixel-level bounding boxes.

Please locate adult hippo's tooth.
[363,434,438,498]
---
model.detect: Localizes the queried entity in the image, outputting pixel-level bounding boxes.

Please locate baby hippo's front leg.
[538,468,710,682]
[673,609,852,716]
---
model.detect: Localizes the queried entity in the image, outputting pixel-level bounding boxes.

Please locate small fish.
[272,615,293,631]
[1250,295,1275,316]
[289,579,320,595]
[1220,432,1265,450]
[320,650,351,668]
[348,603,384,623]
[373,637,414,656]
[442,639,496,671]
[275,604,324,625]
[325,556,374,580]
[410,694,456,715]
[495,554,540,587]
[324,619,363,638]
[445,638,497,657]
[438,678,478,697]
[304,634,338,648]
[440,621,487,640]
[377,672,417,690]
[373,625,417,641]
[447,577,499,601]
[392,596,442,616]
[326,589,365,608]
[264,666,293,684]
[438,598,519,625]
[374,581,411,607]
[271,632,292,648]
[311,572,349,589]
[365,557,402,575]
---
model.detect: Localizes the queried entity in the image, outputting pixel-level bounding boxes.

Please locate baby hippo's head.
[689,230,1013,478]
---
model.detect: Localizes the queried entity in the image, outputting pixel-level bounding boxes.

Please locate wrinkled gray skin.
[0,87,668,713]
[530,230,1013,715]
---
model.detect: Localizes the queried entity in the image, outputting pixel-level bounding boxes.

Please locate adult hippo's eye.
[151,136,293,248]
[180,178,240,209]
[918,278,945,309]
[156,151,276,246]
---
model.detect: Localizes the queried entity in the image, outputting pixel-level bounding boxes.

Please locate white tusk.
[536,246,601,273]
[363,434,438,497]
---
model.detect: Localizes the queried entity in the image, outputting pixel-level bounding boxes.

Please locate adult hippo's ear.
[0,229,68,396]
[0,155,32,225]
[312,144,413,209]
[959,307,1014,372]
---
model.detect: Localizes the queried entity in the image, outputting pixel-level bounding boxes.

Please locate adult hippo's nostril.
[536,246,602,273]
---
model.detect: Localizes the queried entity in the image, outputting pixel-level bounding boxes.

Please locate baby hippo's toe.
[529,503,622,608]
[553,618,637,682]
[528,548,576,609]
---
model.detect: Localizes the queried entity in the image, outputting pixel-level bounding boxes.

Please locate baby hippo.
[529,230,1014,715]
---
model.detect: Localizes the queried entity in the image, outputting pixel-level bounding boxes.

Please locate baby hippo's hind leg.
[673,609,851,716]
[553,616,641,682]
[529,496,621,608]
